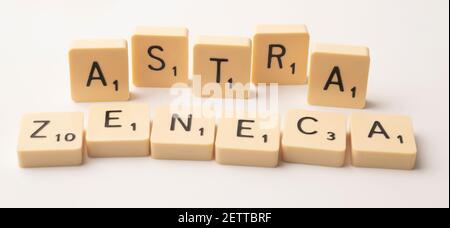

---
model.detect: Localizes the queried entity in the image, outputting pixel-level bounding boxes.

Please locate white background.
[0,0,448,208]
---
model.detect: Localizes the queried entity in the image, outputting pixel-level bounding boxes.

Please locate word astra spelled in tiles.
[68,25,370,108]
[17,105,417,170]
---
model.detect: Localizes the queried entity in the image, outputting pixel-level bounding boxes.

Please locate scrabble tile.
[215,114,280,167]
[132,27,189,87]
[350,113,417,170]
[17,112,84,168]
[151,107,216,161]
[307,44,370,109]
[86,103,150,157]
[69,39,130,102]
[282,110,347,167]
[193,36,252,99]
[252,25,310,85]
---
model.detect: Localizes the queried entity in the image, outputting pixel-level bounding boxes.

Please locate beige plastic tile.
[252,25,310,85]
[350,113,417,170]
[132,27,189,87]
[193,36,252,99]
[17,112,84,168]
[151,107,216,161]
[307,43,370,109]
[69,39,130,102]
[215,114,280,167]
[86,103,150,157]
[282,110,347,167]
